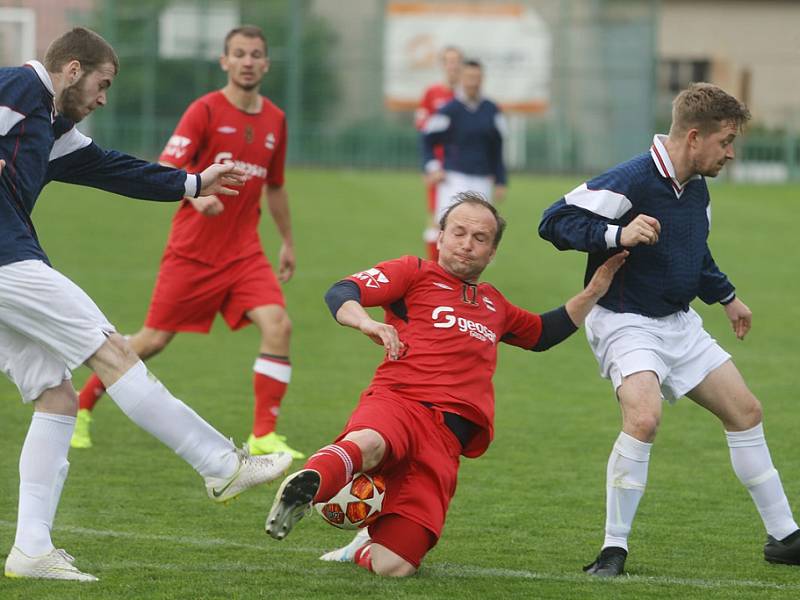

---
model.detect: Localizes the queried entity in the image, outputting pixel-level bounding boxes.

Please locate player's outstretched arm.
[565,251,628,326]
[335,300,404,361]
[197,162,245,197]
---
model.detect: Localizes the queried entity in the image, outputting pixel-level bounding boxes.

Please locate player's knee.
[628,413,660,441]
[342,429,386,470]
[372,557,417,577]
[737,395,763,429]
[370,546,417,577]
[35,381,79,416]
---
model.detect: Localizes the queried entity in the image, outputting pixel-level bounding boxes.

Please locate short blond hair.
[44,27,119,75]
[670,82,750,136]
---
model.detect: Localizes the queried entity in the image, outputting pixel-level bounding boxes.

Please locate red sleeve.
[344,255,420,308]
[158,99,209,168]
[414,88,434,131]
[500,298,543,350]
[267,115,287,187]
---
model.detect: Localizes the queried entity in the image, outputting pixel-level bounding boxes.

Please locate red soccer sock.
[304,440,363,502]
[253,356,290,437]
[78,373,107,411]
[354,543,374,572]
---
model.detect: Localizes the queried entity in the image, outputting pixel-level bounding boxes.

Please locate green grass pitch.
[1,170,799,598]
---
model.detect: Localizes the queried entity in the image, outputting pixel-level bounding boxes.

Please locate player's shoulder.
[259,96,286,119]
[0,64,44,105]
[587,151,654,197]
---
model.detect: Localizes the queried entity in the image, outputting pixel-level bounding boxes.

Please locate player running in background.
[539,82,800,576]
[421,59,507,240]
[265,194,627,576]
[0,27,291,582]
[415,46,462,260]
[72,25,304,459]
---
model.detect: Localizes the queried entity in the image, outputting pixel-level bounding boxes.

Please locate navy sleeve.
[530,305,578,351]
[538,198,616,253]
[47,140,187,202]
[421,103,453,169]
[697,247,735,305]
[491,109,507,186]
[324,280,362,319]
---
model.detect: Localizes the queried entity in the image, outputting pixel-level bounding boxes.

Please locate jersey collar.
[25,60,55,96]
[650,134,702,199]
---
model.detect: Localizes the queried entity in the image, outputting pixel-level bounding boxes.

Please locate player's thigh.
[369,514,436,575]
[0,260,114,371]
[145,252,225,333]
[221,253,286,332]
[0,320,71,404]
[686,359,762,430]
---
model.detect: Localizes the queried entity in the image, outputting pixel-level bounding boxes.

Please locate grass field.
[1,170,799,599]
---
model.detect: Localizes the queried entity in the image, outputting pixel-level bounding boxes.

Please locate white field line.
[2,520,799,591]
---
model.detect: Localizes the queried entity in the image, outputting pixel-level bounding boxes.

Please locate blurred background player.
[421,59,507,247]
[265,194,626,576]
[72,25,304,459]
[415,45,462,260]
[539,82,800,576]
[1,27,291,582]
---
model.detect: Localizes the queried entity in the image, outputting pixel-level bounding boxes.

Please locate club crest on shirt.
[163,135,192,159]
[244,125,254,143]
[482,296,496,312]
[353,268,389,288]
[265,132,276,150]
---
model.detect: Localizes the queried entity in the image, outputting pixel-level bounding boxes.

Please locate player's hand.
[358,319,405,360]
[585,251,628,299]
[0,158,5,175]
[723,297,752,340]
[277,242,295,283]
[189,195,224,216]
[197,163,245,197]
[425,170,446,186]
[493,185,507,203]
[620,214,661,247]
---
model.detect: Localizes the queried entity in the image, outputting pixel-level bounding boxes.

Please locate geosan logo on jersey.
[213,152,267,181]
[431,306,496,344]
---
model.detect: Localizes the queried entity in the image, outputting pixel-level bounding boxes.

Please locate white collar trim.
[26,60,55,96]
[650,134,701,197]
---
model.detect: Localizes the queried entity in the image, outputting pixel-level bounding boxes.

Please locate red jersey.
[345,256,543,457]
[415,83,454,163]
[158,91,287,266]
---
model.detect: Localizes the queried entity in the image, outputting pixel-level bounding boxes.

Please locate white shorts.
[0,260,115,402]
[435,171,493,223]
[584,305,731,402]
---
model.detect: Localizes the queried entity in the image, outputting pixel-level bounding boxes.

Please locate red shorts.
[337,386,462,548]
[145,250,285,333]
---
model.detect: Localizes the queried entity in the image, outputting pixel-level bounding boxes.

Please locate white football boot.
[319,528,371,562]
[206,445,292,504]
[4,546,98,581]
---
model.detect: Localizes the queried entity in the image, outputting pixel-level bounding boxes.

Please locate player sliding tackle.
[265,193,627,576]
[0,28,291,583]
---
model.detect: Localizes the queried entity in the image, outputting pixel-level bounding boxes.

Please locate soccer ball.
[314,473,386,530]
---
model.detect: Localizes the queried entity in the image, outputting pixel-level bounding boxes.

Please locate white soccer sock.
[726,422,798,540]
[106,361,238,479]
[15,413,74,557]
[603,431,651,552]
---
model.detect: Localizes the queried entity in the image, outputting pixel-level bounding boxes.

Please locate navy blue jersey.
[0,61,198,268]
[538,135,734,318]
[421,94,507,185]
